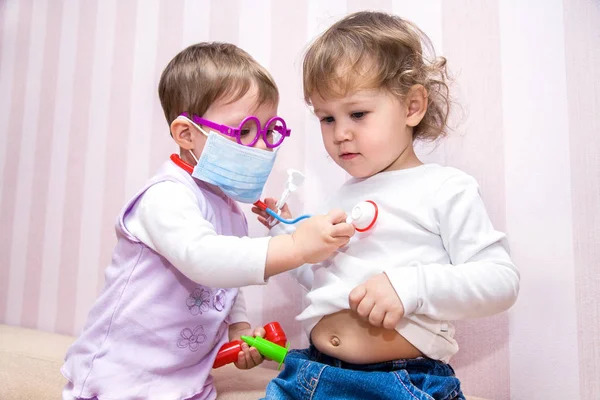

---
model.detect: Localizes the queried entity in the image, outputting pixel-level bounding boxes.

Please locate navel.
[330,335,341,347]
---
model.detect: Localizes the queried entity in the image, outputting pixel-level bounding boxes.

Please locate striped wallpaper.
[1,1,598,399]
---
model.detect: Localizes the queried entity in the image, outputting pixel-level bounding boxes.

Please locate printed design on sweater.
[213,289,227,312]
[177,325,207,352]
[186,288,211,315]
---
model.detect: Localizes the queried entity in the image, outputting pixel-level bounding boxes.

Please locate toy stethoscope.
[253,198,378,232]
[171,154,379,232]
[253,168,378,232]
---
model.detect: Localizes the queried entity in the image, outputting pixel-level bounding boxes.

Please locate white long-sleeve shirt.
[272,164,520,362]
[124,174,270,324]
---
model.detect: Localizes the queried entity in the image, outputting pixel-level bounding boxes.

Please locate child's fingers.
[331,221,355,238]
[236,342,258,369]
[251,205,274,219]
[278,203,293,219]
[332,236,351,249]
[368,304,386,327]
[237,344,263,369]
[251,208,268,218]
[257,215,274,228]
[248,347,263,366]
[253,326,266,337]
[264,197,278,210]
[349,284,367,311]
[251,205,276,226]
[253,209,270,219]
[326,208,348,224]
[355,294,375,320]
[256,214,271,226]
[382,311,402,330]
[235,351,248,369]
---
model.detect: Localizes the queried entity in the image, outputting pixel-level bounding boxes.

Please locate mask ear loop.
[189,150,199,164]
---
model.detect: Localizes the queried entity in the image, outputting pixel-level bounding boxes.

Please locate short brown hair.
[303,11,451,141]
[159,42,279,125]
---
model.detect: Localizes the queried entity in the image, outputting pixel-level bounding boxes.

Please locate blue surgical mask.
[184,117,277,203]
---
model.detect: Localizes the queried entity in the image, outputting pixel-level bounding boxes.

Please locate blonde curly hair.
[303,11,451,141]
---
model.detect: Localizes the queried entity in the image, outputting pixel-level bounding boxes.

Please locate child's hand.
[228,322,266,370]
[292,210,355,264]
[251,197,292,228]
[349,273,405,330]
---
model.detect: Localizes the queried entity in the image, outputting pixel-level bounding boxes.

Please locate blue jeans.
[262,346,465,400]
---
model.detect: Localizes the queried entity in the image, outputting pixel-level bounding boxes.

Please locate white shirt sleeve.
[269,222,314,291]
[385,173,520,321]
[125,181,271,288]
[268,222,296,236]
[228,289,249,324]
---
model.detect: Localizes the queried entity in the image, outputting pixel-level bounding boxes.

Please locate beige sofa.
[0,324,489,400]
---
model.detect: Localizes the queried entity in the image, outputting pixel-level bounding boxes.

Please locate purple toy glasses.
[180,113,291,148]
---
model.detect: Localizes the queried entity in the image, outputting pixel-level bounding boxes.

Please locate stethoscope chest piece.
[346,200,378,232]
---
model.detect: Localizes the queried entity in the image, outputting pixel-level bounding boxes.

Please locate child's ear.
[405,85,428,127]
[170,118,195,150]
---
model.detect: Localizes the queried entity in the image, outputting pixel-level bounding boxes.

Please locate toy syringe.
[213,321,289,369]
[240,335,290,370]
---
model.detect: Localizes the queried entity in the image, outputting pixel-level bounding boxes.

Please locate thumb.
[349,284,367,311]
[264,198,278,211]
[326,208,348,225]
[253,327,266,338]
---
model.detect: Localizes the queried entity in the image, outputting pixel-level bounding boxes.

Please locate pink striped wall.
[563,1,600,399]
[441,1,510,398]
[1,1,598,399]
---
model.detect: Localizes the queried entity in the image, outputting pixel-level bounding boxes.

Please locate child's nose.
[253,136,272,151]
[333,123,352,143]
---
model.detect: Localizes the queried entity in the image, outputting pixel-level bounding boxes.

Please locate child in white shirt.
[254,12,520,400]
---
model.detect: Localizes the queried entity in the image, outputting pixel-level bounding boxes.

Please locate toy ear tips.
[287,169,306,183]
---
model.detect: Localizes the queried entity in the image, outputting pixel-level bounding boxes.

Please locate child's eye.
[240,129,251,136]
[351,112,367,120]
[320,116,335,124]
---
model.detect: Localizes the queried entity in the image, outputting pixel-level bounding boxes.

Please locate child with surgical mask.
[61,42,355,400]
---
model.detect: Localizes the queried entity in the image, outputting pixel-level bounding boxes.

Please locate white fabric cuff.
[268,222,296,237]
[384,265,420,316]
[228,290,249,325]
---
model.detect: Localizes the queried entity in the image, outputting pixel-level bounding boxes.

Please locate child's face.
[311,88,423,178]
[190,85,278,159]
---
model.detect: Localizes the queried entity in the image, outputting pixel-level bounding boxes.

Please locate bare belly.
[310,310,423,364]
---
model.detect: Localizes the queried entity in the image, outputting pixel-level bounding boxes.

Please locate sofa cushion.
[0,324,489,400]
[0,324,278,400]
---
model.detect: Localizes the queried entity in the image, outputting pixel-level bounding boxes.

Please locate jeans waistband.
[305,344,448,373]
